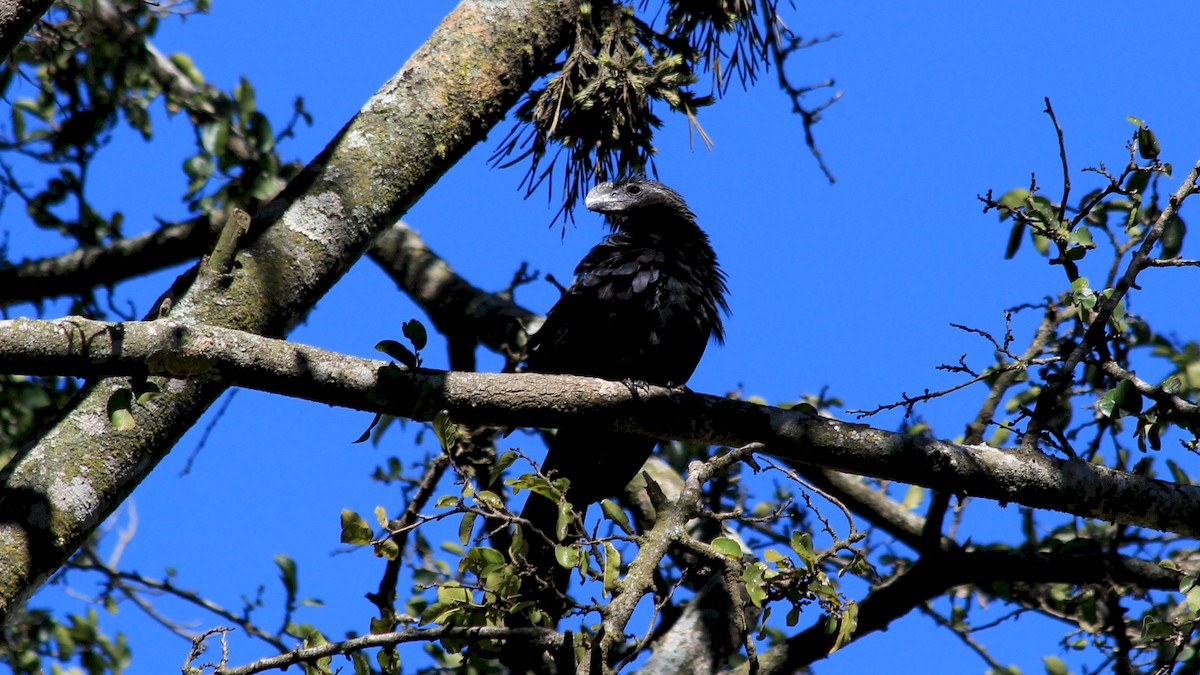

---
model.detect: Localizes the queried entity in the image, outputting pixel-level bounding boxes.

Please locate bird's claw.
[621,378,653,398]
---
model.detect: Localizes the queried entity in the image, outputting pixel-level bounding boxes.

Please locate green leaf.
[458,512,477,546]
[1178,575,1200,614]
[492,450,518,483]
[402,319,428,352]
[1098,380,1143,419]
[339,509,373,545]
[711,536,743,558]
[107,389,135,430]
[353,412,383,444]
[199,120,228,155]
[1004,221,1025,259]
[829,601,858,654]
[234,77,257,119]
[485,567,519,599]
[1160,215,1186,259]
[997,188,1030,214]
[554,545,580,569]
[434,494,458,508]
[741,563,767,607]
[790,531,817,565]
[1043,656,1069,675]
[508,524,527,561]
[369,617,394,635]
[169,52,204,85]
[764,548,787,564]
[602,542,621,595]
[1031,231,1050,256]
[600,499,634,534]
[183,154,212,180]
[555,502,575,541]
[1068,225,1094,248]
[247,111,274,152]
[11,105,24,141]
[433,412,460,452]
[901,484,926,511]
[1167,459,1193,486]
[475,491,503,512]
[375,340,416,368]
[1136,123,1160,160]
[374,539,400,560]
[437,582,472,605]
[249,172,283,200]
[1141,615,1174,641]
[275,554,298,599]
[1126,170,1149,195]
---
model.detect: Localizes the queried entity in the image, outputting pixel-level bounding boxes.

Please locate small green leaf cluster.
[182,77,309,215]
[985,118,1198,460]
[0,606,131,675]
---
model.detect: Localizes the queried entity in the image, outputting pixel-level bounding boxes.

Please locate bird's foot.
[621,378,653,399]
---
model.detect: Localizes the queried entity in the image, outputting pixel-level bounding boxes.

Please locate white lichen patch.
[285,192,347,243]
[55,476,100,522]
[77,410,110,436]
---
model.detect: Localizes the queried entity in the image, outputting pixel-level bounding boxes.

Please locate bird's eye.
[626,184,642,195]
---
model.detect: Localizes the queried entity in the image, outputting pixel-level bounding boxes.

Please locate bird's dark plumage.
[518,177,728,618]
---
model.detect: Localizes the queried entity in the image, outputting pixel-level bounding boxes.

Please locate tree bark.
[5,317,1200,540]
[0,0,51,61]
[0,0,577,623]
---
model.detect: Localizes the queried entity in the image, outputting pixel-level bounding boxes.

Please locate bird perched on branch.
[517,176,729,620]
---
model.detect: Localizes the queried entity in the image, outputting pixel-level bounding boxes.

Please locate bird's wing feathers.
[527,235,716,386]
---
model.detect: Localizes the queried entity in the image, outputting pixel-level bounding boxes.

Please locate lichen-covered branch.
[5,316,1200,541]
[0,0,578,623]
[0,0,51,61]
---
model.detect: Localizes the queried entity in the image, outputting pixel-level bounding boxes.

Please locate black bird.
[517,177,729,619]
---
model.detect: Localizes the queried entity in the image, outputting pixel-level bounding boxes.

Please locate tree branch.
[755,548,1181,674]
[198,625,563,675]
[5,316,1200,540]
[0,0,578,623]
[0,216,219,308]
[0,0,51,62]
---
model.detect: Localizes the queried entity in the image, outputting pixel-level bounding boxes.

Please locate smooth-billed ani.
[517,176,729,620]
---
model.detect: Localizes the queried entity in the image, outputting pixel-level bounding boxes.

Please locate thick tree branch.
[0,0,50,61]
[0,217,220,307]
[4,316,1200,540]
[0,0,578,623]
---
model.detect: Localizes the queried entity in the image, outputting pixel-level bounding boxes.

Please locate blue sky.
[8,2,1200,673]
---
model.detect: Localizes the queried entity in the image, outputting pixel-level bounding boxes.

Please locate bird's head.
[585,177,696,230]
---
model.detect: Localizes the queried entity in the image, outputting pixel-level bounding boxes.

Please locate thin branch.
[754,548,1183,674]
[1025,156,1200,448]
[919,602,1010,672]
[208,625,564,675]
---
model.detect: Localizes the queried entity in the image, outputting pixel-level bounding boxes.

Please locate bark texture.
[0,0,51,61]
[5,317,1200,540]
[0,0,577,622]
